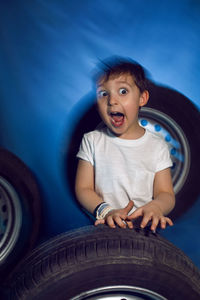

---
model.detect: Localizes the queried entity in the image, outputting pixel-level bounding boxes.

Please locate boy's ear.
[139,90,149,107]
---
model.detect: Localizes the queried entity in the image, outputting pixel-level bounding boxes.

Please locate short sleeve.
[155,141,173,172]
[76,133,94,165]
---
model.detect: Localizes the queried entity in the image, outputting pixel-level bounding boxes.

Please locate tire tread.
[8,226,200,300]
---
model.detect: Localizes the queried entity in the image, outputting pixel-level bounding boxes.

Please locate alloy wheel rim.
[72,285,167,300]
[0,176,22,264]
[139,107,190,194]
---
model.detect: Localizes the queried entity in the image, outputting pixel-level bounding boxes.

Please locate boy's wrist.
[93,202,105,217]
[94,202,113,219]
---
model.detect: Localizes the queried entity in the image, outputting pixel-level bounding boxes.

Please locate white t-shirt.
[77,127,172,213]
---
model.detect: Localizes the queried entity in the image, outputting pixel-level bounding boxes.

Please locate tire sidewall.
[144,84,200,219]
[0,148,41,277]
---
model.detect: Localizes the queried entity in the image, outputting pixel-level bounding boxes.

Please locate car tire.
[66,83,200,221]
[139,82,200,219]
[7,225,200,300]
[0,148,41,280]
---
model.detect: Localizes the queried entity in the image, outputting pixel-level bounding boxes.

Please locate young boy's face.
[96,73,149,139]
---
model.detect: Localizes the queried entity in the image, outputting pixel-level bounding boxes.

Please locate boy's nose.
[108,95,118,106]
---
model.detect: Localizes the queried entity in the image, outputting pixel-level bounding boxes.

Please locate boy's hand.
[94,200,134,229]
[127,201,173,231]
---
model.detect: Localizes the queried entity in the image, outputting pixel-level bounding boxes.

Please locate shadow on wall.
[65,81,200,222]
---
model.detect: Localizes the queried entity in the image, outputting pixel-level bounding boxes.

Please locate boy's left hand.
[127,201,173,231]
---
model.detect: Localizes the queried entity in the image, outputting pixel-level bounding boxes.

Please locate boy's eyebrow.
[97,80,133,89]
[116,80,132,86]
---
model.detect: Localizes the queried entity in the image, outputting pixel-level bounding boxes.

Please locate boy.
[75,57,175,231]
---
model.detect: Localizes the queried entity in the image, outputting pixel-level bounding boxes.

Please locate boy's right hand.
[94,200,134,229]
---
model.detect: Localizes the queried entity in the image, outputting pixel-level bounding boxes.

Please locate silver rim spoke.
[139,107,190,194]
[0,176,22,264]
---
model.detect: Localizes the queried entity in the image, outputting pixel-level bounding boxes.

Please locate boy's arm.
[75,159,103,214]
[128,167,175,231]
[75,159,134,228]
[153,167,175,215]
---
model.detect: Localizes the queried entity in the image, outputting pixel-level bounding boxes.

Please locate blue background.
[0,0,200,268]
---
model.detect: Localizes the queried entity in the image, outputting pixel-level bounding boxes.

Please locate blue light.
[165,134,171,142]
[171,148,177,155]
[141,119,148,126]
[155,124,161,132]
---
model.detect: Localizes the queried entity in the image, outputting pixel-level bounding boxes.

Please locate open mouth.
[109,112,124,127]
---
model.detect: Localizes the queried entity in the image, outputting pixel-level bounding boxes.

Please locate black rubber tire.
[66,84,200,221]
[7,225,200,300]
[0,148,41,279]
[141,82,200,220]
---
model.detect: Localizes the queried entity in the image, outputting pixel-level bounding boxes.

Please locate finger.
[159,217,173,229]
[120,213,129,221]
[126,220,133,229]
[106,215,116,228]
[159,217,167,229]
[165,217,174,226]
[127,208,143,220]
[114,216,127,228]
[123,200,134,214]
[94,219,105,226]
[140,214,152,228]
[150,217,159,231]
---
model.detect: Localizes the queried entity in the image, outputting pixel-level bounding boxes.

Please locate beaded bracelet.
[94,202,114,220]
[93,202,105,217]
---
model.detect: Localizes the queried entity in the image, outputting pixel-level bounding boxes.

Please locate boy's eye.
[98,90,108,98]
[119,88,128,95]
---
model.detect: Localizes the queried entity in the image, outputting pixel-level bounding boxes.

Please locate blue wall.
[0,0,200,268]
